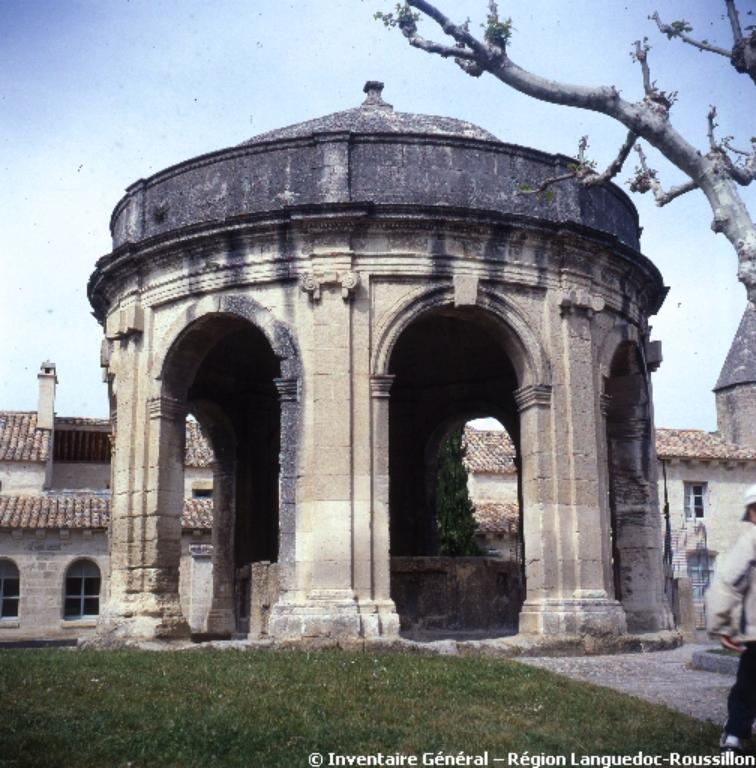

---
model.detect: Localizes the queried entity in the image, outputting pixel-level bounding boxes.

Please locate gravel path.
[518,644,733,725]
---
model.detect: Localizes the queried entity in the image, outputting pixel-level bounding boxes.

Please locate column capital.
[559,289,605,320]
[299,270,361,302]
[370,374,395,399]
[274,377,299,402]
[599,393,613,417]
[514,384,552,412]
[146,396,185,421]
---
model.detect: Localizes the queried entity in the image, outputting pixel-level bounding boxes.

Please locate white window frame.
[0,559,19,620]
[63,560,101,620]
[684,482,708,521]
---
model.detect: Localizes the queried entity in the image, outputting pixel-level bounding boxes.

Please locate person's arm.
[705,531,756,638]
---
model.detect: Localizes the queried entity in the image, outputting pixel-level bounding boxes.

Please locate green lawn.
[0,649,717,767]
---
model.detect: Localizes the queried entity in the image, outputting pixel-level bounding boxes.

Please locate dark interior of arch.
[169,316,282,571]
[388,307,520,556]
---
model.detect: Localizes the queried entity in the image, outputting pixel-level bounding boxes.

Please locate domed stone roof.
[242,81,498,145]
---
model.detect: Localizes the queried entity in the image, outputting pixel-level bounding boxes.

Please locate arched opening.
[0,559,20,620]
[63,559,101,620]
[387,306,524,637]
[162,313,282,637]
[604,340,663,630]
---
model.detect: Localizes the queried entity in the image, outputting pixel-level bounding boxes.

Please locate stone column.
[274,376,299,599]
[268,264,361,638]
[204,422,236,637]
[356,373,400,638]
[140,395,191,638]
[518,291,626,637]
[606,406,672,632]
[100,364,190,639]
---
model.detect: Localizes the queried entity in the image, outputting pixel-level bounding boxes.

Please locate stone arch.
[144,293,301,638]
[382,297,529,635]
[154,293,301,397]
[371,284,549,390]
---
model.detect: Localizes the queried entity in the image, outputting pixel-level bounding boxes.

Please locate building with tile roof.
[0,363,213,642]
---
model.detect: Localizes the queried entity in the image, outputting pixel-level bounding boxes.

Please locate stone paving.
[518,643,733,725]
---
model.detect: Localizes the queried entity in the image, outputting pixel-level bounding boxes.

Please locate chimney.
[37,361,57,430]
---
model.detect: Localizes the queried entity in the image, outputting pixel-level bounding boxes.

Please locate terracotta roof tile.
[54,416,110,428]
[462,427,516,473]
[473,502,519,534]
[0,412,50,462]
[655,428,756,461]
[0,494,214,530]
[0,494,110,529]
[182,498,213,529]
[185,420,214,467]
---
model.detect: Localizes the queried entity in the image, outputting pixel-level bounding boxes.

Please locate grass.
[0,649,717,768]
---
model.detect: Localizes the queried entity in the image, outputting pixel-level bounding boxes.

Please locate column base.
[205,605,236,637]
[96,596,191,642]
[356,599,401,639]
[519,593,627,637]
[268,590,363,640]
[624,604,675,633]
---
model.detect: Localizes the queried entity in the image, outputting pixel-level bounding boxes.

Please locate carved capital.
[147,396,185,421]
[340,270,360,301]
[105,302,144,341]
[274,377,299,402]
[514,384,552,412]
[370,374,395,399]
[299,272,322,301]
[559,289,605,320]
[299,270,360,302]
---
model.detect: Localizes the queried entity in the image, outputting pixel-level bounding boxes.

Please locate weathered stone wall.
[0,529,211,641]
[716,384,756,449]
[467,472,518,505]
[178,534,213,633]
[390,557,522,632]
[50,462,110,491]
[90,89,668,643]
[0,529,107,641]
[0,462,47,495]
[660,460,756,559]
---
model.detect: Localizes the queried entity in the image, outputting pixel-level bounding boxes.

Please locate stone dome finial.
[362,81,392,110]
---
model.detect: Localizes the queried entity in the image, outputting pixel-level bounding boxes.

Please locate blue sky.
[1,0,753,429]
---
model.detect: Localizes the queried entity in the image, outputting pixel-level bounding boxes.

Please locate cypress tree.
[436,428,481,556]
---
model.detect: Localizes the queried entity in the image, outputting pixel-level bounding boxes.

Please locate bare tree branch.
[650,11,731,57]
[383,0,756,300]
[583,131,638,186]
[725,0,744,43]
[516,173,576,197]
[633,40,655,95]
[404,30,476,60]
[707,106,720,151]
[632,145,699,206]
[518,132,638,197]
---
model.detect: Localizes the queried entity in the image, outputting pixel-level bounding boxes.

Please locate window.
[684,482,707,520]
[0,560,19,619]
[64,560,101,620]
[192,488,213,499]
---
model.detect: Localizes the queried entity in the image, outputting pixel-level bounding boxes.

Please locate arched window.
[0,560,20,619]
[64,560,101,620]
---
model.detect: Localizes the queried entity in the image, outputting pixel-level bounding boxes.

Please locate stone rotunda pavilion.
[88,81,673,642]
